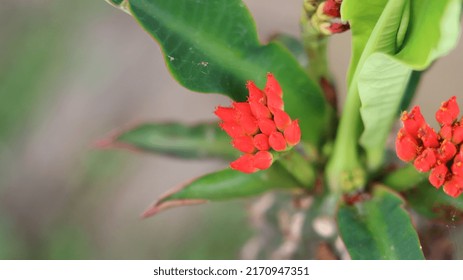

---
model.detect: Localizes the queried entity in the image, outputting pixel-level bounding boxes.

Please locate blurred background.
[0,0,462,259]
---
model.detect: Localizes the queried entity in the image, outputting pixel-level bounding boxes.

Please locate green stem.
[278,150,316,189]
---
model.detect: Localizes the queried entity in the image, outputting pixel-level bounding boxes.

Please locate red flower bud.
[452,124,463,144]
[414,148,437,172]
[249,101,271,119]
[443,175,463,198]
[216,74,300,174]
[220,122,244,138]
[284,119,301,146]
[237,113,259,135]
[323,0,341,18]
[437,140,457,163]
[266,93,284,112]
[264,73,282,98]
[273,108,292,130]
[253,151,273,170]
[436,96,459,126]
[429,164,448,188]
[232,135,255,154]
[326,23,350,34]
[253,134,270,151]
[246,81,266,104]
[269,131,287,151]
[214,106,236,122]
[395,129,420,162]
[452,154,463,176]
[418,125,439,148]
[232,102,252,115]
[401,106,426,138]
[230,154,257,174]
[258,118,277,135]
[439,125,453,140]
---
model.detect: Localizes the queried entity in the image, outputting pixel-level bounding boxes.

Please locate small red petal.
[439,125,453,140]
[395,129,420,162]
[436,96,459,126]
[443,175,463,198]
[249,101,271,119]
[437,140,457,163]
[284,119,301,146]
[429,164,448,188]
[452,124,463,144]
[253,133,270,151]
[246,81,266,104]
[327,22,350,34]
[264,73,283,98]
[266,93,284,112]
[232,135,255,154]
[214,106,236,122]
[452,154,463,176]
[323,0,341,18]
[414,148,437,172]
[253,151,273,170]
[418,125,439,148]
[401,106,426,138]
[220,122,244,138]
[232,102,252,115]
[269,131,287,151]
[230,154,257,174]
[238,113,259,135]
[273,108,292,130]
[258,118,277,135]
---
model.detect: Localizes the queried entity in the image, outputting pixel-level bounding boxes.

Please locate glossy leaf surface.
[337,187,424,259]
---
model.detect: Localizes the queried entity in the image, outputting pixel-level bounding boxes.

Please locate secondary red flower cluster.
[215,74,301,174]
[396,96,463,197]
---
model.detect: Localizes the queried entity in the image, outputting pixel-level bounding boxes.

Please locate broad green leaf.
[110,0,329,145]
[404,182,463,223]
[382,164,426,192]
[142,164,301,217]
[272,34,308,69]
[337,186,424,260]
[106,123,239,160]
[341,0,461,170]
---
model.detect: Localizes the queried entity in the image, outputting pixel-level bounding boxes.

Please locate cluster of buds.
[215,74,301,174]
[305,0,349,35]
[396,96,463,197]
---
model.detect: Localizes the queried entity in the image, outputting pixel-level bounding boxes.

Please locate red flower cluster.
[396,96,463,197]
[320,0,350,34]
[215,74,301,174]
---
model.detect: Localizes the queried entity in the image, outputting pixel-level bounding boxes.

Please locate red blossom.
[429,164,448,188]
[436,96,459,126]
[216,74,301,173]
[230,154,257,174]
[395,129,420,162]
[396,96,463,197]
[323,0,341,18]
[284,120,301,146]
[401,106,426,138]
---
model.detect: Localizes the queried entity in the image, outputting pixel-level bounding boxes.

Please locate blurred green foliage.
[0,0,250,259]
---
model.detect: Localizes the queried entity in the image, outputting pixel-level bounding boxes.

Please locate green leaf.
[404,182,463,223]
[114,0,329,145]
[142,164,301,217]
[337,186,424,259]
[382,164,427,192]
[104,122,239,160]
[271,34,308,69]
[339,0,461,171]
